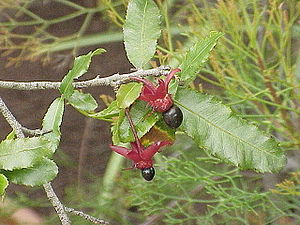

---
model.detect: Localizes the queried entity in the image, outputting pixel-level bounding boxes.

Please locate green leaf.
[179,31,223,81]
[0,137,52,170]
[0,174,8,195]
[141,119,176,146]
[118,100,159,143]
[4,158,58,186]
[59,48,105,98]
[5,130,16,140]
[111,109,126,145]
[123,0,161,68]
[81,100,120,122]
[42,97,65,152]
[175,88,286,173]
[68,90,98,112]
[168,79,179,95]
[116,82,143,109]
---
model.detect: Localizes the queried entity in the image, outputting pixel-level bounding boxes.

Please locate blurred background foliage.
[0,0,300,224]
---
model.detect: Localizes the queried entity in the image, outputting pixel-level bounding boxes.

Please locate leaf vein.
[175,100,278,158]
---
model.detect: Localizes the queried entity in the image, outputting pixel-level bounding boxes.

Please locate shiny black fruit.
[163,105,183,129]
[141,167,155,181]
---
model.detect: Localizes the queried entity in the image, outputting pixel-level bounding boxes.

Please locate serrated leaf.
[118,100,159,143]
[5,130,16,140]
[116,82,143,108]
[59,48,105,98]
[141,119,175,146]
[42,97,64,152]
[81,100,120,122]
[111,109,126,145]
[68,90,98,112]
[124,0,161,68]
[0,174,8,195]
[168,79,179,95]
[175,88,286,173]
[4,157,58,186]
[179,31,223,81]
[0,137,52,170]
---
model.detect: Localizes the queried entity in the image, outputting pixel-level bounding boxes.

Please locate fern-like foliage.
[121,135,295,225]
[271,172,300,197]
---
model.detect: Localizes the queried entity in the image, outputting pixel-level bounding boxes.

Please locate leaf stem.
[64,207,109,224]
[43,183,71,225]
[125,108,142,150]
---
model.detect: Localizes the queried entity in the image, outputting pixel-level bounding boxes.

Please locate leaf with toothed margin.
[0,174,8,195]
[141,119,176,146]
[3,157,58,186]
[0,137,52,171]
[124,0,161,69]
[179,31,223,82]
[111,109,125,146]
[4,130,16,140]
[59,48,106,98]
[42,97,65,153]
[116,82,143,109]
[175,87,286,173]
[118,100,159,143]
[68,90,98,112]
[80,100,120,122]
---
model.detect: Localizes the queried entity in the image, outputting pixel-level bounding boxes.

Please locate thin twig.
[0,97,71,225]
[0,97,110,225]
[0,66,170,90]
[65,207,110,225]
[0,97,24,138]
[43,183,71,225]
[0,66,172,224]
[125,108,142,149]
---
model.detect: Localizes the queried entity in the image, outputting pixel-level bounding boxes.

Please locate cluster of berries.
[109,69,183,181]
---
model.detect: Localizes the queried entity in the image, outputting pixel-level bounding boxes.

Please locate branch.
[65,207,109,225]
[0,66,170,90]
[1,66,172,224]
[0,97,70,225]
[0,97,24,138]
[0,96,110,225]
[43,183,71,225]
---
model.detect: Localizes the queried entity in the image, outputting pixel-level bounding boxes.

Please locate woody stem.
[125,108,142,150]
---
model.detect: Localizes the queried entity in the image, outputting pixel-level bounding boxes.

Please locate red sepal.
[131,68,181,112]
[109,141,171,169]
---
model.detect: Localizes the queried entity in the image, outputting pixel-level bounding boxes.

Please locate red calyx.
[132,68,181,112]
[109,108,171,170]
[109,140,171,169]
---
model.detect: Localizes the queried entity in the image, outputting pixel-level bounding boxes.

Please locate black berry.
[141,167,155,181]
[163,105,183,129]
